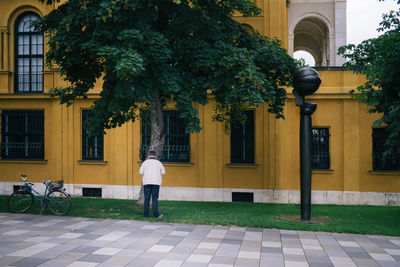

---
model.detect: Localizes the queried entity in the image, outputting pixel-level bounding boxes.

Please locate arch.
[290,13,332,67]
[241,23,256,35]
[6,5,43,28]
[289,12,333,37]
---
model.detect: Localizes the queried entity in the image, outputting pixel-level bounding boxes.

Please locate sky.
[294,0,399,65]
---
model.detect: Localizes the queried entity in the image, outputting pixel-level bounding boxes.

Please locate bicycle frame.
[22,182,50,203]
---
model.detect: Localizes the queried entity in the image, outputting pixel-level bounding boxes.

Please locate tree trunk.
[137,89,165,206]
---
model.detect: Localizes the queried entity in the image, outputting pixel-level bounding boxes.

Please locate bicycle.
[7,174,71,215]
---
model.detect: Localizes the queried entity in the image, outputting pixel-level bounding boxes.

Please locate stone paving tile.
[37,259,74,267]
[284,253,308,262]
[261,246,282,253]
[181,262,208,267]
[375,262,400,267]
[139,251,166,261]
[186,254,213,263]
[54,252,88,261]
[346,250,372,259]
[373,239,400,249]
[67,260,99,267]
[126,257,159,267]
[221,238,243,245]
[284,261,309,267]
[169,246,195,255]
[0,246,18,256]
[203,237,223,243]
[10,256,50,267]
[79,254,112,263]
[34,244,78,259]
[0,255,24,266]
[100,254,139,266]
[308,263,331,267]
[193,247,217,255]
[157,236,185,246]
[154,259,184,267]
[259,253,284,267]
[234,257,260,267]
[215,244,241,257]
[208,264,234,267]
[352,258,381,267]
[369,252,397,262]
[0,213,399,267]
[163,252,190,261]
[329,256,357,266]
[69,245,99,254]
[63,238,92,246]
[210,255,236,265]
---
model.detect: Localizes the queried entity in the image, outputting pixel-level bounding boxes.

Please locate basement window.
[82,187,102,198]
[13,185,25,192]
[232,192,254,203]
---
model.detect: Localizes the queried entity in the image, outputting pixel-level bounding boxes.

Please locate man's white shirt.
[139,158,166,185]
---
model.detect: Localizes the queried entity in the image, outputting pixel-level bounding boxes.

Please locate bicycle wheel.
[7,190,34,213]
[46,190,71,215]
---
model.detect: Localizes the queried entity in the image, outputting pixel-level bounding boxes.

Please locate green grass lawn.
[1,195,399,236]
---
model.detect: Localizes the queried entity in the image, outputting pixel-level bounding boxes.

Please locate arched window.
[15,13,43,92]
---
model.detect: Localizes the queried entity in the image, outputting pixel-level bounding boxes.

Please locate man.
[139,151,165,218]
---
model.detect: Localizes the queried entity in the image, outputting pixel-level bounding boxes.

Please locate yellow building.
[0,0,399,205]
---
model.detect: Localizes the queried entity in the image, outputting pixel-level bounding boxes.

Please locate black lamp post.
[293,67,321,221]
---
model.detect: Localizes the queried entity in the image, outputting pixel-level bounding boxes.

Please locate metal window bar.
[372,128,400,171]
[230,110,255,164]
[82,110,104,160]
[140,110,190,162]
[15,13,43,93]
[312,128,330,170]
[1,110,44,159]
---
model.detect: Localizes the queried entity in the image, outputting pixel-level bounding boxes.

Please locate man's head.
[148,151,157,158]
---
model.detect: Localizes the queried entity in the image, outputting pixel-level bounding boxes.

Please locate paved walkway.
[0,213,399,267]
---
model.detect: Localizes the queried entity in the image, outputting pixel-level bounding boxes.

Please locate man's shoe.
[155,214,163,219]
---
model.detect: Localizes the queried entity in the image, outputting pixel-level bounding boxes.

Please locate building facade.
[0,0,399,205]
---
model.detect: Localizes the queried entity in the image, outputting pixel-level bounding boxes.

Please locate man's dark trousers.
[144,184,160,217]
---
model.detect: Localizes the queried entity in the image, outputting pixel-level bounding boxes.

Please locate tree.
[338,0,400,156]
[37,0,297,202]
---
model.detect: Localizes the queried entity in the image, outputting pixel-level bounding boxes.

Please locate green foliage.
[38,0,296,134]
[338,1,400,155]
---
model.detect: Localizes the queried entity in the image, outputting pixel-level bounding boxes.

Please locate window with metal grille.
[372,128,400,171]
[1,110,44,159]
[82,110,104,160]
[140,110,190,162]
[230,110,255,164]
[15,13,43,93]
[312,128,330,170]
